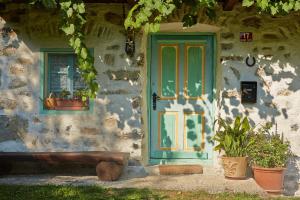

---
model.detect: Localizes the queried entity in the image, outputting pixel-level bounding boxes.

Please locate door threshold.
[145,164,203,175]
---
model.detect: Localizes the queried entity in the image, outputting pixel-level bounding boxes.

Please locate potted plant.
[44,93,56,110]
[247,122,291,194]
[55,89,88,110]
[213,116,253,179]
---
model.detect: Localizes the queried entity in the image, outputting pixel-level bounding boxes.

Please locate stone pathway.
[0,171,268,197]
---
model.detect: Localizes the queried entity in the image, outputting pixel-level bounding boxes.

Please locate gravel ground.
[0,173,268,196]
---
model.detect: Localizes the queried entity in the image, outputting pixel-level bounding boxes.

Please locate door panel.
[184,112,204,151]
[150,34,214,161]
[184,45,205,99]
[159,45,178,99]
[158,112,178,150]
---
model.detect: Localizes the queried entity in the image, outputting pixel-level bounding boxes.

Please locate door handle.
[152,92,160,110]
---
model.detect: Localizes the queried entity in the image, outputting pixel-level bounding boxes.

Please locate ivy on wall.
[21,0,300,98]
[30,0,99,99]
[125,0,300,31]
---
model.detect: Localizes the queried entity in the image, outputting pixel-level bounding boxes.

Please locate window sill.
[41,98,94,115]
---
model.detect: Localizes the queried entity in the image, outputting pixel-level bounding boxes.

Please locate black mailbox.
[241,81,257,103]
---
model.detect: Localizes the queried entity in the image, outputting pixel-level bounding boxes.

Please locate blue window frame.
[40,48,94,114]
[47,53,85,97]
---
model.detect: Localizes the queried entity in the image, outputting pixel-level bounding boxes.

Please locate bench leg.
[96,161,124,181]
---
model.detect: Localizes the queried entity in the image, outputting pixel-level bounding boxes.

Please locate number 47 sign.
[240,32,253,42]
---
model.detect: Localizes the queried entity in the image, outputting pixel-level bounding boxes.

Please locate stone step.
[158,165,203,175]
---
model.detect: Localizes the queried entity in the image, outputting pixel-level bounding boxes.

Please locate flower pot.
[44,98,57,109]
[252,166,285,194]
[54,98,88,110]
[222,156,247,179]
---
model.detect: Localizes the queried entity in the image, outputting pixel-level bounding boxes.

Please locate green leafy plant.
[125,0,300,32]
[73,89,88,102]
[213,116,253,157]
[247,123,292,168]
[30,0,99,98]
[59,89,71,99]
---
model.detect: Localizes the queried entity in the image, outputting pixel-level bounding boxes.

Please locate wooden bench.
[0,151,129,181]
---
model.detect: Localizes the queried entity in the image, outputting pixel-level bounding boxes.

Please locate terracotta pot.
[222,156,247,179]
[252,166,285,194]
[54,98,88,110]
[44,98,57,109]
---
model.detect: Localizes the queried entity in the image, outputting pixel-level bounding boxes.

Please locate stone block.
[2,45,17,56]
[0,115,28,142]
[96,161,124,181]
[99,89,128,95]
[17,57,33,65]
[262,33,280,41]
[104,54,115,66]
[106,45,120,50]
[221,56,243,61]
[8,78,27,89]
[104,12,123,26]
[221,32,234,39]
[103,117,118,130]
[277,89,291,96]
[222,90,239,98]
[221,43,233,50]
[291,124,299,132]
[132,143,139,149]
[80,127,99,135]
[0,98,17,110]
[131,96,141,109]
[105,70,140,81]
[242,16,262,28]
[136,53,144,67]
[9,63,25,75]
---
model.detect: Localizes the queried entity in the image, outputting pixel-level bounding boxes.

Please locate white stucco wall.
[0,2,300,195]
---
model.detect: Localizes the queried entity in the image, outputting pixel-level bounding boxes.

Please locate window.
[42,51,90,111]
[47,53,85,96]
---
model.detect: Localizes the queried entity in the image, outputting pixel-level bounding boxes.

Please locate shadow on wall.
[220,51,300,195]
[0,3,143,166]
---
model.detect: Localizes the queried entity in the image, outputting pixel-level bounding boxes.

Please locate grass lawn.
[0,185,299,200]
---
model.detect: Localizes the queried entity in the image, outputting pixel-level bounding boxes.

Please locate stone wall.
[213,5,300,196]
[0,3,143,165]
[1,2,300,195]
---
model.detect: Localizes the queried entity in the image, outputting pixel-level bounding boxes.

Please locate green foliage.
[59,89,71,99]
[124,0,218,32]
[125,0,299,32]
[213,116,253,157]
[59,1,99,98]
[242,0,300,15]
[30,0,99,98]
[247,123,292,168]
[73,89,88,102]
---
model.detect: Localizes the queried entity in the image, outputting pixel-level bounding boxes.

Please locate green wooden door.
[150,34,215,163]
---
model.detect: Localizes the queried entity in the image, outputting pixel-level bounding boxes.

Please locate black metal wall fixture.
[241,81,257,103]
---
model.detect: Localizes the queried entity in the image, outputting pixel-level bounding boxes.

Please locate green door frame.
[147,32,217,165]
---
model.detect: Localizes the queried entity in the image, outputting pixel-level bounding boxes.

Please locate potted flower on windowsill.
[55,89,89,110]
[248,122,292,194]
[213,116,253,179]
[44,93,56,110]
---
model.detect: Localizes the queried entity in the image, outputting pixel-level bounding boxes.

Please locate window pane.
[48,54,71,96]
[73,67,86,90]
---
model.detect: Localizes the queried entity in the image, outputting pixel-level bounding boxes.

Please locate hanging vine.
[10,0,300,99]
[125,0,300,31]
[30,0,99,99]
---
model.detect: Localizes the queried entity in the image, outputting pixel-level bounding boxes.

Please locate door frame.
[146,31,218,165]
